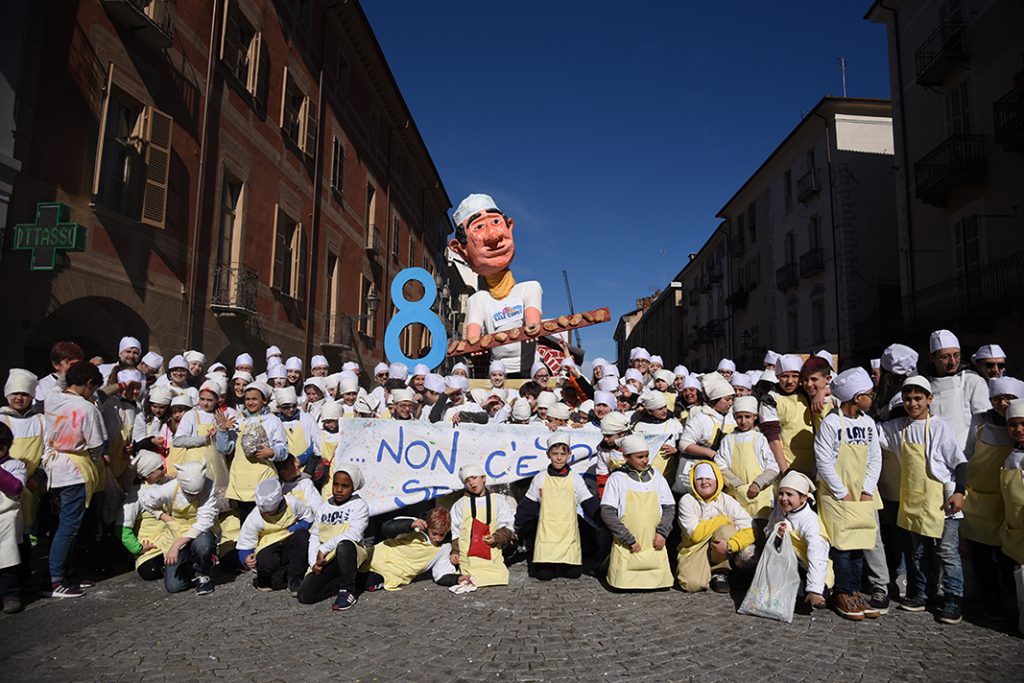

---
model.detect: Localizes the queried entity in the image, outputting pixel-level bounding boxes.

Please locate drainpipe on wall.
[812,109,843,362]
[184,0,220,348]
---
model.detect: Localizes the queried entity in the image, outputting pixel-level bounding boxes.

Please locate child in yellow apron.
[0,422,28,612]
[877,376,967,624]
[595,412,630,498]
[226,382,288,512]
[715,396,777,521]
[963,380,1020,619]
[676,461,756,592]
[998,400,1024,629]
[760,354,832,477]
[514,433,600,581]
[632,391,685,483]
[765,470,831,609]
[1,370,45,530]
[118,449,171,581]
[601,434,673,590]
[814,368,883,621]
[298,465,369,610]
[274,386,320,468]
[167,381,232,491]
[366,507,460,591]
[451,464,515,588]
[312,402,343,489]
[677,374,736,494]
[237,477,314,594]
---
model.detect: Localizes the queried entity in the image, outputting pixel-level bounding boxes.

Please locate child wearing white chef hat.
[237,478,315,595]
[764,470,830,608]
[450,463,514,590]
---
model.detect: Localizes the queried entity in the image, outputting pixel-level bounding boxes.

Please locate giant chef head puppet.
[450,194,543,378]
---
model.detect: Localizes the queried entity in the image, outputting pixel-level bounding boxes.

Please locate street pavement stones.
[1,562,1021,682]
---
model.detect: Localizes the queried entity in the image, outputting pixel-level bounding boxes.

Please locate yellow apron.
[727,435,774,518]
[167,413,226,490]
[607,484,672,589]
[219,509,241,546]
[165,484,200,539]
[896,418,946,539]
[676,515,731,591]
[790,525,835,588]
[283,418,309,457]
[320,435,340,465]
[134,485,170,567]
[226,417,277,502]
[255,506,298,553]
[999,468,1024,565]
[65,451,102,507]
[370,533,441,590]
[309,507,368,567]
[458,494,509,586]
[878,447,902,502]
[817,416,880,551]
[107,407,133,480]
[2,415,43,527]
[533,474,582,565]
[962,425,1012,547]
[777,393,827,476]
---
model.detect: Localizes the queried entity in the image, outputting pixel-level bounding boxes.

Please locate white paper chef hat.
[119,336,142,353]
[255,478,284,512]
[488,360,507,375]
[600,412,629,435]
[929,329,960,352]
[453,193,499,227]
[4,369,37,397]
[732,395,758,415]
[389,363,409,381]
[141,352,164,369]
[831,367,873,402]
[310,355,329,369]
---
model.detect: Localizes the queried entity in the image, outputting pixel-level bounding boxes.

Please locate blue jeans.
[830,548,863,596]
[908,517,963,599]
[164,531,217,594]
[49,484,87,583]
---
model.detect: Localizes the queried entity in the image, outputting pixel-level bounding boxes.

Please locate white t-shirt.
[465,281,543,374]
[43,391,107,489]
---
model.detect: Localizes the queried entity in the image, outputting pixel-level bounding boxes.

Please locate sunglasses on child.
[983,362,1006,369]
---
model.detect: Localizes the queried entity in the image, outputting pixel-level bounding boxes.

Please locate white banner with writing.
[331,419,669,516]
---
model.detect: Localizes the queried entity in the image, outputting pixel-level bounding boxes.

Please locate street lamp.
[336,284,379,349]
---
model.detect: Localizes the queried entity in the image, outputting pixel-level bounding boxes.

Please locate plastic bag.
[738,522,801,623]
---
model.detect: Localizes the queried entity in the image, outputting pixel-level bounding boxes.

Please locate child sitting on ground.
[715,395,777,523]
[276,455,321,516]
[600,434,674,590]
[298,466,368,610]
[364,507,459,592]
[676,461,755,593]
[450,464,515,588]
[515,434,600,581]
[765,470,829,609]
[237,478,314,595]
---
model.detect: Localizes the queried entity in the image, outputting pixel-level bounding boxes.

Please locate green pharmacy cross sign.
[13,202,86,271]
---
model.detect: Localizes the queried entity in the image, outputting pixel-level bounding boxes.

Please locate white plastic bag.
[738,522,801,623]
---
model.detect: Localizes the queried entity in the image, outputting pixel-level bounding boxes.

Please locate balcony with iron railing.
[102,0,175,49]
[796,168,821,204]
[365,225,383,260]
[799,247,825,277]
[915,21,970,86]
[725,288,748,310]
[912,250,1024,327]
[210,263,257,316]
[994,82,1024,153]
[914,133,986,205]
[776,262,798,291]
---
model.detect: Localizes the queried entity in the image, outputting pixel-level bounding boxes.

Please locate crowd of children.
[0,329,1021,630]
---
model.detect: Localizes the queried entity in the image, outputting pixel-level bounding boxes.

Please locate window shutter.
[250,33,268,104]
[92,62,116,197]
[303,95,317,156]
[219,0,234,60]
[141,106,173,229]
[272,205,285,289]
[295,225,307,300]
[279,66,289,129]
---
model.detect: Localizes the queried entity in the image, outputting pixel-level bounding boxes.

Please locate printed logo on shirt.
[492,303,524,325]
[843,425,873,445]
[320,509,354,525]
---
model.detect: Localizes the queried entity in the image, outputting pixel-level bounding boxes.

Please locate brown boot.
[834,593,865,621]
[856,592,880,619]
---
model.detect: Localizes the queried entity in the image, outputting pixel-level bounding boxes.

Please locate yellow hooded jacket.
[677,461,756,553]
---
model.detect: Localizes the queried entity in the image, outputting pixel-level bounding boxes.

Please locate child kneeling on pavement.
[676,461,755,592]
[298,465,368,610]
[238,478,314,595]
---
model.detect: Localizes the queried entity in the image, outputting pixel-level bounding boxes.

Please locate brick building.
[1,0,454,380]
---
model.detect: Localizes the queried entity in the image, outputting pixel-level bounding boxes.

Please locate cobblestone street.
[1,562,1021,682]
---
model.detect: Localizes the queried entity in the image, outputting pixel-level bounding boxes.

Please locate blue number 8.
[384,267,448,370]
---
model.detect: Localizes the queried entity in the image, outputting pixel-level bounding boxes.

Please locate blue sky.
[363,1,891,368]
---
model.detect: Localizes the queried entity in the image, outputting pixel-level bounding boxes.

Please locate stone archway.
[22,296,151,375]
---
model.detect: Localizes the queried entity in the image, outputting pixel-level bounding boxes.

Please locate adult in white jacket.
[926,329,990,450]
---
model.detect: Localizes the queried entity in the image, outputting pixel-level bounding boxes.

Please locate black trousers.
[255,530,310,590]
[297,540,360,603]
[137,555,164,581]
[532,562,583,581]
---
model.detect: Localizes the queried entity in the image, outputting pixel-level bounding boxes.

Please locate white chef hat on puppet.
[453,193,499,227]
